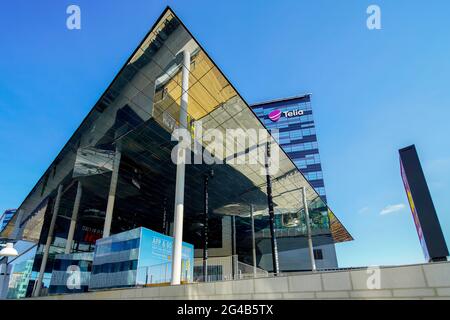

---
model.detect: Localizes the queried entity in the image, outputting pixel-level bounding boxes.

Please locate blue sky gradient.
[1,0,449,267]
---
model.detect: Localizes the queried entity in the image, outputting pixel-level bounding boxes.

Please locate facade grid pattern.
[251,95,327,203]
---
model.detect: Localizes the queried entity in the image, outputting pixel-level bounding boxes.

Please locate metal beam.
[103,147,122,238]
[302,186,316,272]
[65,181,82,254]
[265,140,280,275]
[250,204,257,277]
[33,184,63,297]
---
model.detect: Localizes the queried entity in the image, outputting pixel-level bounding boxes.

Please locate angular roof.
[1,7,352,243]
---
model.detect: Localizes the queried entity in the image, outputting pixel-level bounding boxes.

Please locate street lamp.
[0,243,18,257]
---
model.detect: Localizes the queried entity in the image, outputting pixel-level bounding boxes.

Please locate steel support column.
[171,50,190,285]
[103,146,122,238]
[65,181,82,254]
[203,174,209,282]
[250,204,257,276]
[265,140,280,275]
[33,184,63,297]
[302,186,316,272]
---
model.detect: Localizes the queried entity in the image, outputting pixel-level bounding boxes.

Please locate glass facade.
[0,7,352,296]
[90,227,193,290]
[48,252,93,295]
[1,241,37,299]
[0,209,16,232]
[6,260,34,299]
[251,95,327,203]
[249,96,349,271]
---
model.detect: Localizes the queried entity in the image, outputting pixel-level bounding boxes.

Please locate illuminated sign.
[268,110,281,122]
[268,109,304,122]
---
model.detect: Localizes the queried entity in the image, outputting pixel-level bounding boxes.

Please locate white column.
[302,187,316,272]
[103,147,122,238]
[171,50,190,285]
[33,184,63,297]
[250,205,257,277]
[65,181,82,254]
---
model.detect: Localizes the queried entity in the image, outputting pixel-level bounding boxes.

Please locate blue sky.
[1,0,449,267]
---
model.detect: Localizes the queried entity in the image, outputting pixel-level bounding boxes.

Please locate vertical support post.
[65,181,82,254]
[250,204,257,277]
[103,146,122,238]
[33,184,63,297]
[231,215,237,279]
[162,197,167,235]
[302,187,316,272]
[203,174,209,282]
[265,140,280,275]
[171,50,190,285]
[145,266,149,286]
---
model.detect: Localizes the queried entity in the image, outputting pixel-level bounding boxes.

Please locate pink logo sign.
[268,109,282,122]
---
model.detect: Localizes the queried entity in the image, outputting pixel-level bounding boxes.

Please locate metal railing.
[256,227,330,239]
[193,255,269,282]
[136,261,191,287]
[236,261,269,279]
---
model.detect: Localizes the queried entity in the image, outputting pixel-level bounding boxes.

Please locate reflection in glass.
[0,8,352,297]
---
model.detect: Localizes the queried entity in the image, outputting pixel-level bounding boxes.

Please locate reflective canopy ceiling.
[1,8,351,243]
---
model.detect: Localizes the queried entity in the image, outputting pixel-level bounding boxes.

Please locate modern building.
[0,7,352,298]
[251,95,326,203]
[251,95,337,269]
[90,227,193,290]
[0,209,16,233]
[6,259,33,299]
[48,252,93,295]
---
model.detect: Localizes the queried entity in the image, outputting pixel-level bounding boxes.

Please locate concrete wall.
[259,239,338,271]
[34,261,450,300]
[194,256,234,281]
[194,216,232,259]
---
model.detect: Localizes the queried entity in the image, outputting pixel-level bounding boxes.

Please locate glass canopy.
[1,8,352,289]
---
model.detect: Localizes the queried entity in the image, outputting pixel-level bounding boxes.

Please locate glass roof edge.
[8,7,352,245]
[10,7,177,222]
[169,8,352,240]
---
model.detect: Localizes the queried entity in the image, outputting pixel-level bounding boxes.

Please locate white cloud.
[358,206,369,214]
[380,204,406,216]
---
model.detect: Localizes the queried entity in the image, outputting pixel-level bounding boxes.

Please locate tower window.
[313,249,323,260]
